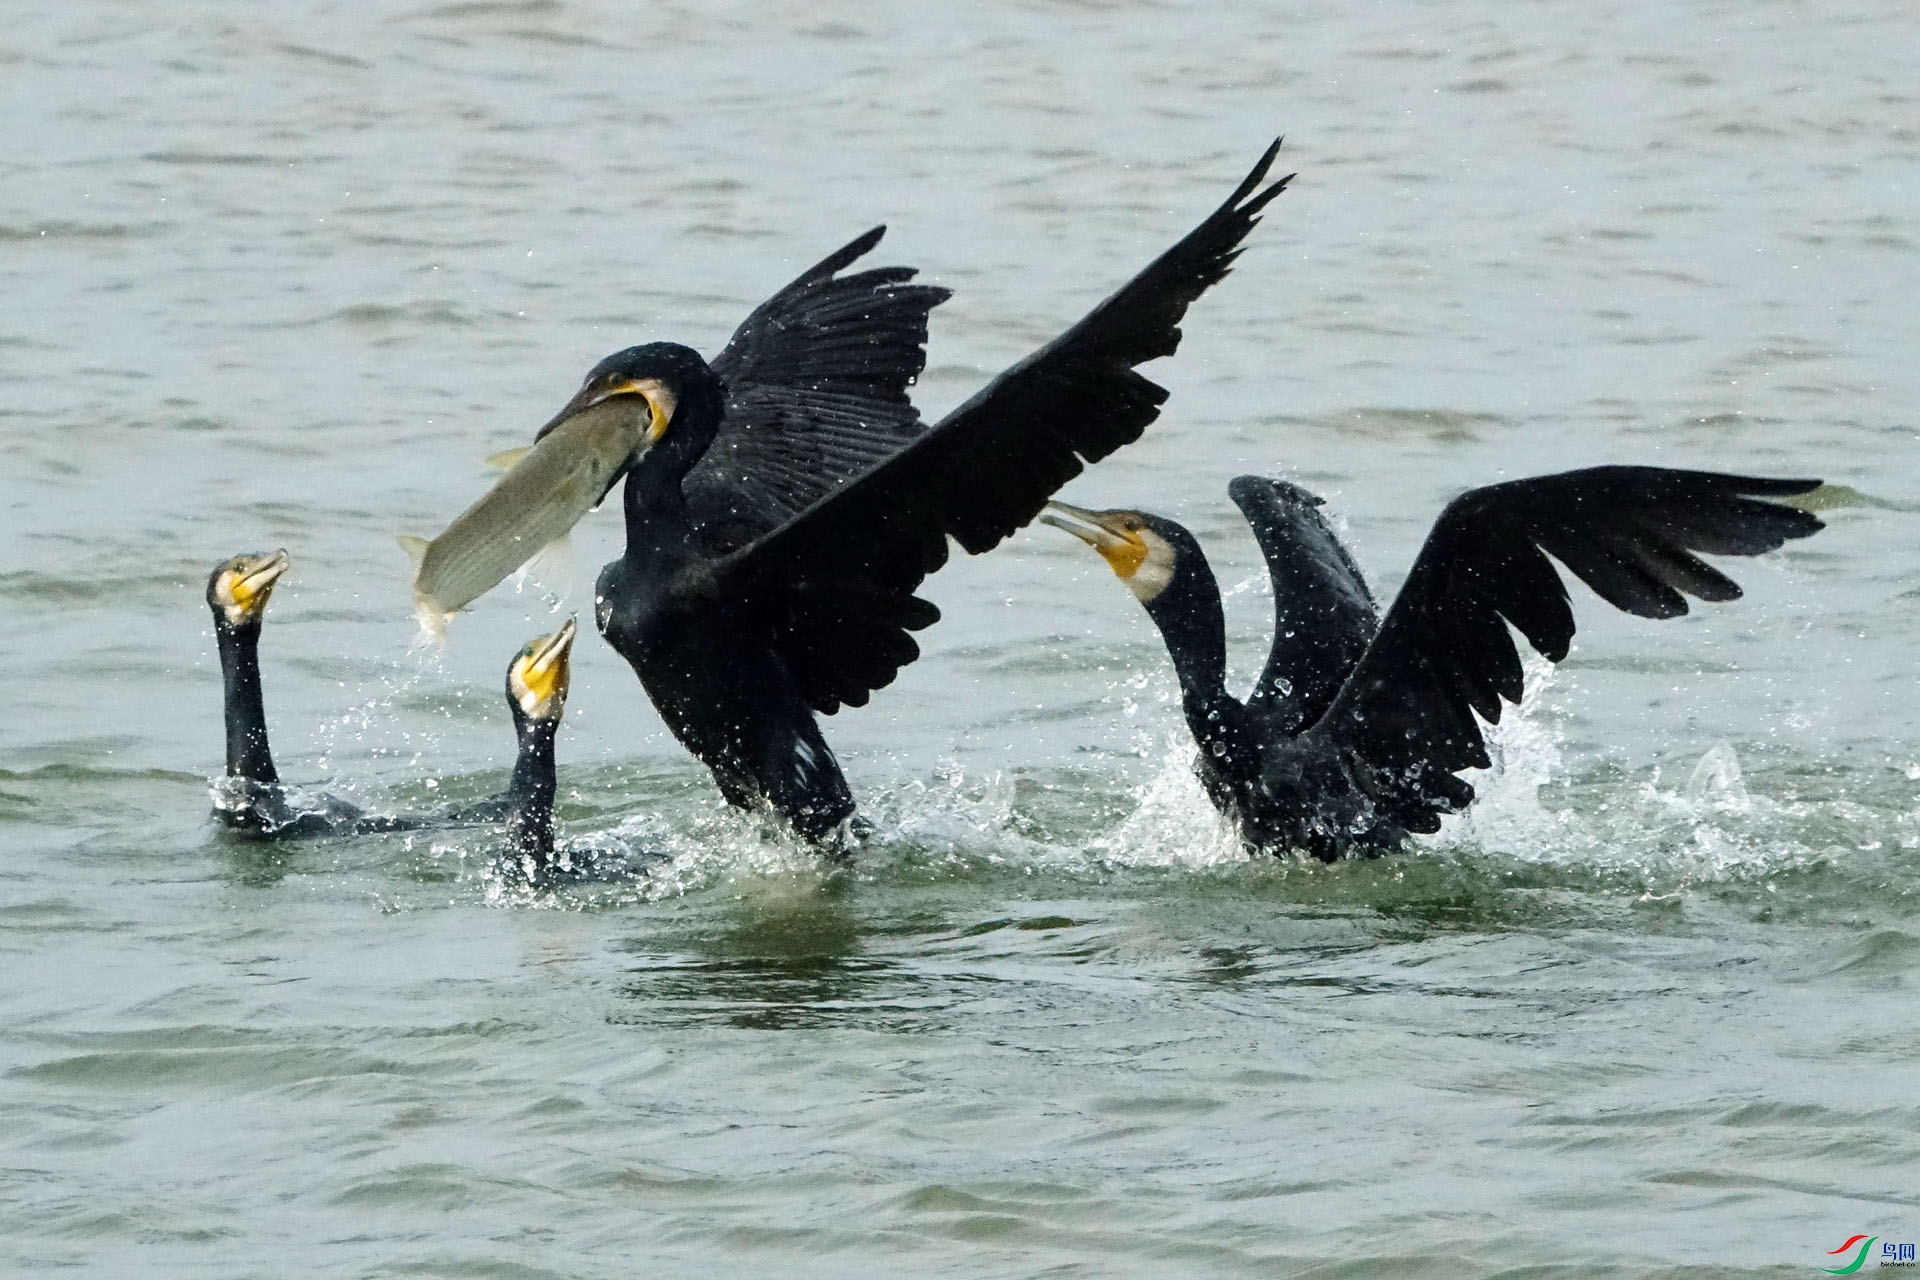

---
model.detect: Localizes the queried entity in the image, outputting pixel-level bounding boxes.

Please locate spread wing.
[685,227,952,556]
[1227,475,1380,733]
[715,141,1293,713]
[1311,467,1824,832]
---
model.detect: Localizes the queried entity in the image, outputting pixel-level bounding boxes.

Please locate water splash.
[505,534,578,614]
[1338,651,1884,891]
[1682,741,1750,812]
[301,635,1903,915]
[1435,654,1573,856]
[299,648,460,813]
[1612,742,1845,883]
[1088,734,1247,870]
[470,795,851,909]
[862,760,1054,868]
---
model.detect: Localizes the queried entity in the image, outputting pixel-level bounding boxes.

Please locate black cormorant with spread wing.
[422,141,1292,839]
[208,551,576,865]
[1043,467,1823,859]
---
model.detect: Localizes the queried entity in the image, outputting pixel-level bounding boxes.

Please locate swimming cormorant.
[208,551,576,863]
[423,141,1293,840]
[498,616,575,868]
[1042,466,1824,859]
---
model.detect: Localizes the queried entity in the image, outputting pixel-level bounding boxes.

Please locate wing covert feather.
[686,227,951,556]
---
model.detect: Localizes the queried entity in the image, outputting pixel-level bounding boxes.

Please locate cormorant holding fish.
[405,221,952,628]
[208,551,576,867]
[1043,467,1823,860]
[412,141,1292,840]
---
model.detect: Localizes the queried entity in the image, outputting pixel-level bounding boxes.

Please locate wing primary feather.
[1311,466,1824,832]
[715,141,1295,714]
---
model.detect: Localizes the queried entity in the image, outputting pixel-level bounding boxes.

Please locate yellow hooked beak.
[535,376,676,447]
[1039,501,1150,581]
[509,615,577,720]
[216,549,291,626]
[404,376,678,632]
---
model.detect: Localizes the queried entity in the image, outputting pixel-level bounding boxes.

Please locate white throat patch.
[1125,528,1177,603]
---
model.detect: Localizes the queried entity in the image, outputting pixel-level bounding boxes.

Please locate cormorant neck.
[621,453,697,562]
[1140,549,1254,773]
[216,621,279,785]
[617,365,725,565]
[505,716,558,863]
[504,716,558,809]
[622,368,725,552]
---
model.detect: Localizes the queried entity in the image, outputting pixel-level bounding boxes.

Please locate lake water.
[3,1,1918,1275]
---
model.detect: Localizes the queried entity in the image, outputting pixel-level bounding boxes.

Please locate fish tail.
[399,535,452,642]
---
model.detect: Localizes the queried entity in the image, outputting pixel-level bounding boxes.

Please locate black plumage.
[529,142,1293,839]
[400,226,954,634]
[1045,466,1824,860]
[609,226,953,558]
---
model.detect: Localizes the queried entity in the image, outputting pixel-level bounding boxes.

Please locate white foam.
[1089,736,1248,869]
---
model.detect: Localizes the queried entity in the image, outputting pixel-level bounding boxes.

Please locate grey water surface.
[3,2,1918,1276]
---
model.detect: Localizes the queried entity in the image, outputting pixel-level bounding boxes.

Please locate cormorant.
[1042,466,1824,859]
[405,221,952,630]
[420,141,1293,840]
[208,551,576,866]
[497,616,576,869]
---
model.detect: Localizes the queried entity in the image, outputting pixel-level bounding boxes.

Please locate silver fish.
[401,399,645,638]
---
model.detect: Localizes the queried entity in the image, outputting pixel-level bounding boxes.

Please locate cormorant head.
[1039,501,1195,605]
[207,550,290,631]
[506,616,576,727]
[1042,499,1233,719]
[534,342,722,475]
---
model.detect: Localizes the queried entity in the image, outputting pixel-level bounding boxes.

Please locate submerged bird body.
[1046,467,1824,860]
[422,143,1294,839]
[208,551,577,859]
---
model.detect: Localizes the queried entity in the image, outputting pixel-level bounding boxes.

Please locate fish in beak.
[401,380,673,639]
